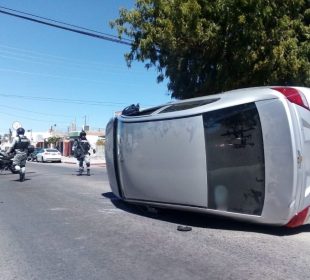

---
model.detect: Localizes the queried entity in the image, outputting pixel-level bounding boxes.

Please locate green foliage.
[111,0,310,99]
[96,139,105,146]
[47,136,61,145]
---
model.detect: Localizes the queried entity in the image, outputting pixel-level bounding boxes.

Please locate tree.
[47,136,61,146]
[111,0,310,99]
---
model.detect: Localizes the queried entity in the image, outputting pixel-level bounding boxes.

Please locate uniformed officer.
[72,131,96,176]
[7,127,30,182]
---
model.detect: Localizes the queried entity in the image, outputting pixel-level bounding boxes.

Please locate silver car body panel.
[105,87,310,226]
[105,119,121,198]
[118,116,208,207]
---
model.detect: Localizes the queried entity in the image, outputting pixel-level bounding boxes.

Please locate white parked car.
[36,148,62,163]
[106,86,310,228]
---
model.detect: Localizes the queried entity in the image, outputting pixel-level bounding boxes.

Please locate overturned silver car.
[105,86,310,227]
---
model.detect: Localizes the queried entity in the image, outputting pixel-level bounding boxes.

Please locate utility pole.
[27,129,33,141]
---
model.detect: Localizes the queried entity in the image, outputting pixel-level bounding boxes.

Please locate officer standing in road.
[6,127,30,182]
[72,131,96,176]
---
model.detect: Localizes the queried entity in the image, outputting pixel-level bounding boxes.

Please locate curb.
[62,160,106,166]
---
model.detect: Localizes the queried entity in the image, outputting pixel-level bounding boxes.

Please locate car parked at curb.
[106,86,310,228]
[28,148,43,161]
[36,148,62,163]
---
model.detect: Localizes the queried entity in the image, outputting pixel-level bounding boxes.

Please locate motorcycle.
[0,151,19,174]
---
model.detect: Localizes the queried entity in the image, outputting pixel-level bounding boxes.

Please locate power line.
[0,5,132,43]
[0,110,69,124]
[0,49,144,75]
[0,68,146,87]
[0,6,132,46]
[0,104,73,118]
[0,52,143,76]
[0,93,156,108]
[0,43,138,70]
[0,93,132,106]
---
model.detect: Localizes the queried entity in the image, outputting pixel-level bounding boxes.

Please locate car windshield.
[159,98,220,113]
[128,106,164,116]
[203,102,265,215]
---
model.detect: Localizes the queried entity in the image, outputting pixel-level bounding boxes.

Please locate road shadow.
[0,173,12,176]
[0,171,36,176]
[12,178,31,182]
[101,191,310,236]
[71,170,94,176]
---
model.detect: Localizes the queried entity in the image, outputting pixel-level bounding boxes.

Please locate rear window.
[46,149,59,152]
[203,103,265,215]
[159,98,219,114]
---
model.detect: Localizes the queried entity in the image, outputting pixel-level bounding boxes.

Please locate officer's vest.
[79,139,90,153]
[15,136,30,151]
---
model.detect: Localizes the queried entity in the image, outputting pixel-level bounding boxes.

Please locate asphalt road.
[0,162,310,280]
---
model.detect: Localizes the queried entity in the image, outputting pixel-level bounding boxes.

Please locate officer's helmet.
[80,131,86,138]
[17,127,25,135]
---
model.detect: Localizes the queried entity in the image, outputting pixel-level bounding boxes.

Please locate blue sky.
[0,0,170,135]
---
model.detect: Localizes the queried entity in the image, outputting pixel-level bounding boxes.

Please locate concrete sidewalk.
[61,156,106,166]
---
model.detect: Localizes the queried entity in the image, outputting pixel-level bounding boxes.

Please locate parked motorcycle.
[0,151,19,174]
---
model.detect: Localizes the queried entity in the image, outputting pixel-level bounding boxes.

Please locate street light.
[27,129,33,141]
[50,124,57,135]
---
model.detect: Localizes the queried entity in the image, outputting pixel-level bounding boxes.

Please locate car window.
[129,106,164,116]
[47,149,59,152]
[203,102,265,215]
[159,98,219,114]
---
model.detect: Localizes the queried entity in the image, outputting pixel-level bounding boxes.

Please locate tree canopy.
[47,136,61,145]
[111,0,310,99]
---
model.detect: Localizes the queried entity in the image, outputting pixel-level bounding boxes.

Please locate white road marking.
[49,208,68,211]
[97,209,123,213]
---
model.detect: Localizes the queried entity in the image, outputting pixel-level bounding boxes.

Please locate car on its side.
[36,148,62,163]
[106,86,310,228]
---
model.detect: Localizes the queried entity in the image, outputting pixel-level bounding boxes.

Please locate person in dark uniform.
[7,127,30,182]
[72,131,96,176]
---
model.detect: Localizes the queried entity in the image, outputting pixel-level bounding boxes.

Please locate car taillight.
[272,87,309,110]
[286,206,310,228]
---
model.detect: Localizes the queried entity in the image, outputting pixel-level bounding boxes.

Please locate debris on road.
[177,225,192,232]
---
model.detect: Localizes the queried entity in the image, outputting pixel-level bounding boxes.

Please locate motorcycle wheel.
[9,166,19,174]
